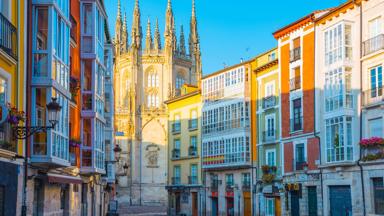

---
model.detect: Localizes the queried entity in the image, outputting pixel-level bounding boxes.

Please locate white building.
[201,61,252,216]
[315,2,363,215]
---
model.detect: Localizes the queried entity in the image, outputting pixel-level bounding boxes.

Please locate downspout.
[356,1,366,215]
[313,22,324,216]
[21,0,31,215]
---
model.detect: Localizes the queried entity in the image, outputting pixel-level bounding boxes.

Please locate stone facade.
[114,0,201,206]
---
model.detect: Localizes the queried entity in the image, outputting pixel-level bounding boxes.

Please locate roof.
[164,90,201,104]
[315,0,362,24]
[202,59,253,80]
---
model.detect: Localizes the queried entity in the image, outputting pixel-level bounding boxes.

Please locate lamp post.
[19,98,61,216]
[13,97,62,139]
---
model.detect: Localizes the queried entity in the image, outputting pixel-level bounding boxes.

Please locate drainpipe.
[357,2,366,215]
[313,22,325,216]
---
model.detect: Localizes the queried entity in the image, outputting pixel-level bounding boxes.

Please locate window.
[147,73,159,87]
[324,23,352,65]
[0,0,10,19]
[225,174,234,186]
[266,149,276,166]
[190,136,197,148]
[176,75,185,89]
[190,164,197,179]
[295,143,306,171]
[0,77,7,105]
[268,53,276,62]
[242,173,250,186]
[265,114,275,138]
[147,94,159,107]
[370,65,383,98]
[291,98,302,131]
[368,118,383,138]
[174,139,180,150]
[369,17,381,38]
[174,166,180,184]
[266,198,275,216]
[373,178,384,214]
[265,82,274,98]
[325,67,353,112]
[83,4,93,34]
[35,8,48,51]
[326,116,353,162]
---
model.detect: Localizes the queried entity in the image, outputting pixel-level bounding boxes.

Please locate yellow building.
[0,0,26,215]
[251,48,281,216]
[165,84,202,216]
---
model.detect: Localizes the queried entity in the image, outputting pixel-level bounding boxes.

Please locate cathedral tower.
[113,0,202,206]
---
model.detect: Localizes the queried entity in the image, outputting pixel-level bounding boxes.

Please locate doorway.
[290,190,300,216]
[211,197,218,216]
[192,192,198,216]
[329,186,352,216]
[226,197,234,216]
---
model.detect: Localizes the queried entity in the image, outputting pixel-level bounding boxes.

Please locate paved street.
[118,204,167,216]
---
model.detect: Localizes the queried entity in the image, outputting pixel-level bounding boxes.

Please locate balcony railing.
[363,34,384,56]
[172,122,181,134]
[211,180,219,191]
[289,76,301,91]
[290,47,301,62]
[172,149,180,159]
[290,117,303,132]
[293,159,308,171]
[362,88,383,106]
[242,181,251,191]
[188,176,198,184]
[70,15,77,43]
[0,122,16,153]
[0,12,17,60]
[262,96,276,109]
[188,119,198,130]
[225,184,234,192]
[188,146,197,156]
[172,177,181,185]
[262,130,276,143]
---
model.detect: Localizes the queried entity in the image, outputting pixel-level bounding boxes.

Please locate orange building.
[273,10,330,216]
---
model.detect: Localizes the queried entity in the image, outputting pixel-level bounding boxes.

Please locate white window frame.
[369,17,381,38]
[265,81,275,98]
[265,149,276,166]
[265,198,275,216]
[265,113,276,138]
[293,140,307,163]
[368,117,383,138]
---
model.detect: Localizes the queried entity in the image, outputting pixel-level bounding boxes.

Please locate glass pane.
[36,8,48,50]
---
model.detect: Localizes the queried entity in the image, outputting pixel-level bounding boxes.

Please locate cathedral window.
[147,94,160,107]
[147,73,159,87]
[176,75,185,89]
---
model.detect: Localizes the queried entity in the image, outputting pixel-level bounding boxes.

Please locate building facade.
[201,61,252,216]
[251,48,282,216]
[113,0,202,206]
[360,0,384,215]
[165,85,202,216]
[0,0,26,215]
[315,2,364,215]
[273,10,330,216]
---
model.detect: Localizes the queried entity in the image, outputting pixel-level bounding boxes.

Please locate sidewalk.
[118,204,167,216]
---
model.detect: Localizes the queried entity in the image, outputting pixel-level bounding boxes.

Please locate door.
[211,197,218,216]
[175,193,181,214]
[192,192,198,216]
[243,194,251,216]
[329,186,352,216]
[275,197,281,216]
[226,197,234,216]
[33,179,44,216]
[290,191,300,216]
[308,186,318,216]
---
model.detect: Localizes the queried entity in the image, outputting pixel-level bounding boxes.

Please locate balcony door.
[370,65,382,98]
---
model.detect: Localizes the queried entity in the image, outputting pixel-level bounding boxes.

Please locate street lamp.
[13,97,62,139]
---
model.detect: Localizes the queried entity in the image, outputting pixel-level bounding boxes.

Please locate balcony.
[261,165,279,183]
[188,119,198,131]
[172,177,181,185]
[289,76,301,91]
[188,176,198,185]
[362,88,383,107]
[290,47,301,62]
[290,117,303,132]
[70,15,77,44]
[172,122,181,134]
[360,137,384,162]
[262,96,276,110]
[0,12,17,60]
[0,122,16,153]
[225,184,234,192]
[262,130,276,143]
[172,149,180,159]
[293,159,308,171]
[189,146,197,156]
[242,181,251,191]
[363,34,384,56]
[211,180,219,191]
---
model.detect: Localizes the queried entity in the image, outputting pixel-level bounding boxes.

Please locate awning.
[47,173,83,184]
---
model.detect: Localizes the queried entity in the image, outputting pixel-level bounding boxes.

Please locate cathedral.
[113,0,202,206]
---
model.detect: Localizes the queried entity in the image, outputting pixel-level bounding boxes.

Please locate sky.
[105,0,344,75]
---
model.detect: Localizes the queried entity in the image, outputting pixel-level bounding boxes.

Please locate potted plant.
[6,103,25,126]
[69,138,81,148]
[70,77,80,97]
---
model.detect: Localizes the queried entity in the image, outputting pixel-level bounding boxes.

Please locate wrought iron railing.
[290,47,301,62]
[362,88,383,106]
[188,146,197,156]
[289,76,301,91]
[172,149,180,159]
[262,96,276,109]
[262,130,276,142]
[363,34,384,56]
[188,119,198,130]
[293,158,308,171]
[172,122,181,134]
[290,117,303,132]
[188,176,198,184]
[0,12,17,60]
[172,177,181,185]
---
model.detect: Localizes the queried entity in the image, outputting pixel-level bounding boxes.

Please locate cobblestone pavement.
[118,204,167,216]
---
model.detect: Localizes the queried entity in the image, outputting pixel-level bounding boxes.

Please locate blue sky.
[105,0,343,75]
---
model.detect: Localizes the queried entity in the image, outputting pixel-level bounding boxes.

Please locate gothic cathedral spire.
[145,18,153,53]
[165,0,175,50]
[179,25,186,56]
[115,0,123,55]
[154,18,162,52]
[189,0,202,86]
[131,0,142,49]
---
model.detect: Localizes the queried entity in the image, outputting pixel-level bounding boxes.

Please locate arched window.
[147,73,159,87]
[176,74,185,89]
[147,94,160,107]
